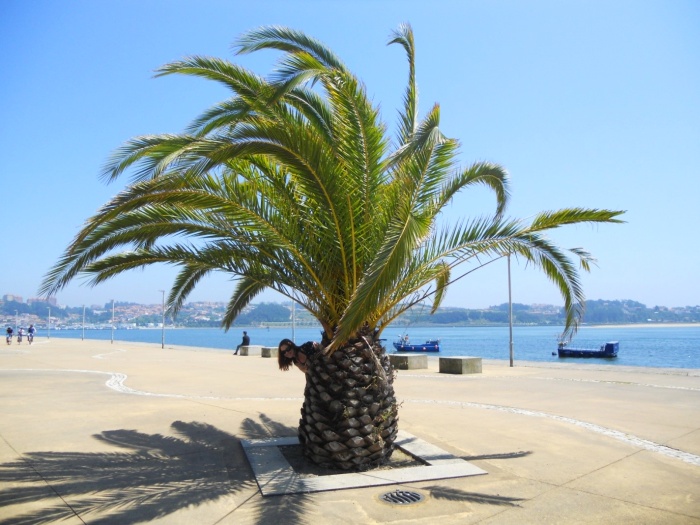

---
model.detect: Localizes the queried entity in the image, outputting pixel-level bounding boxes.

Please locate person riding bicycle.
[27,324,35,344]
[6,326,13,345]
[17,327,24,344]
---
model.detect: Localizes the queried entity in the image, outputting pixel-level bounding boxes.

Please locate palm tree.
[41,24,623,470]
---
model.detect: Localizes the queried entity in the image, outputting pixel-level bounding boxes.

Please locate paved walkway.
[0,338,698,524]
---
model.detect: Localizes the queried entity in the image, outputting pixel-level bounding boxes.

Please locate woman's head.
[278,338,297,371]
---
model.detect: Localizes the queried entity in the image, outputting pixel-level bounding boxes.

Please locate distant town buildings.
[28,296,58,306]
[3,294,58,306]
[1,293,699,329]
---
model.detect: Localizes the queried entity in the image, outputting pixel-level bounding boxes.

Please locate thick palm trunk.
[298,331,398,470]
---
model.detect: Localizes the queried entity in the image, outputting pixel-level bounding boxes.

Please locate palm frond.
[221,277,266,330]
[155,56,270,102]
[388,23,418,144]
[235,25,346,71]
[437,161,510,219]
[42,24,623,349]
[530,208,626,231]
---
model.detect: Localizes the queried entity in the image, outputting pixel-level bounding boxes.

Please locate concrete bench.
[238,345,262,356]
[261,347,278,358]
[389,353,428,370]
[439,356,482,374]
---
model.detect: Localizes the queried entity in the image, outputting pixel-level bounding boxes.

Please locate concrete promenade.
[0,338,698,524]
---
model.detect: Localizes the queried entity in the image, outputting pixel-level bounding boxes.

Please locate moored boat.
[393,336,440,352]
[557,341,619,358]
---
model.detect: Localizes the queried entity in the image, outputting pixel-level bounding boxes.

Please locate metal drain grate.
[380,489,425,505]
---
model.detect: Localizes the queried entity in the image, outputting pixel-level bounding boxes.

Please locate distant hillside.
[2,298,698,329]
[392,299,700,326]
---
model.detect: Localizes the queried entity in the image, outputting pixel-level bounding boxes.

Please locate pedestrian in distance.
[233,331,250,355]
[6,326,13,345]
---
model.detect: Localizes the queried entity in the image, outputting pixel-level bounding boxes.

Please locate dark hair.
[278,338,297,371]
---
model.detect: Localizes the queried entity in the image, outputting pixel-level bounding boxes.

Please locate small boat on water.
[557,341,619,358]
[393,336,440,353]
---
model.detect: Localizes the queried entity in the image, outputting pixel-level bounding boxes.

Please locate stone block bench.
[238,345,262,356]
[238,346,277,357]
[439,356,482,374]
[261,347,278,358]
[389,353,428,370]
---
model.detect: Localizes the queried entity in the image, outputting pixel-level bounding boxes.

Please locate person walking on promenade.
[234,331,250,355]
[6,326,13,345]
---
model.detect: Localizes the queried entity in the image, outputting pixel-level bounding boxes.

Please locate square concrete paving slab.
[242,430,486,496]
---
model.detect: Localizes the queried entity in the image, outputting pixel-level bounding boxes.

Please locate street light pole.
[508,253,514,367]
[111,299,115,344]
[292,302,296,343]
[159,290,165,349]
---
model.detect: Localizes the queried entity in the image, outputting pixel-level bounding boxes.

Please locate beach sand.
[1,338,698,524]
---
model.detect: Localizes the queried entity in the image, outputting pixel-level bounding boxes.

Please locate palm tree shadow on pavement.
[0,416,309,525]
[0,416,530,523]
[461,450,533,461]
[426,485,524,507]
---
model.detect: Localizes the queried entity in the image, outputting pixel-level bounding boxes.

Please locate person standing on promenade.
[234,331,250,355]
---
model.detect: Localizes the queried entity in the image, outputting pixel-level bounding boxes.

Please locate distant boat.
[557,341,619,358]
[393,336,440,353]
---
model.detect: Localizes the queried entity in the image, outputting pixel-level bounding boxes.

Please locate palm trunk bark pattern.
[298,333,398,470]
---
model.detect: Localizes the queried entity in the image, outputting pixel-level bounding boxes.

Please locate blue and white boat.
[393,336,440,353]
[557,341,619,358]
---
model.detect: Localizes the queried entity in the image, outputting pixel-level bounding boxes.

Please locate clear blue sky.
[1,0,698,310]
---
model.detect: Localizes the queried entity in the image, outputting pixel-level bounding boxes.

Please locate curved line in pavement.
[404,373,700,392]
[93,348,127,360]
[408,398,700,467]
[2,368,699,467]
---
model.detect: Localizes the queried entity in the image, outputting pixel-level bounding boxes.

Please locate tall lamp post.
[111,299,115,344]
[159,290,165,349]
[291,302,296,343]
[508,253,514,367]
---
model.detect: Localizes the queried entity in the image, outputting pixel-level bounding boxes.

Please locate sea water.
[44,324,700,370]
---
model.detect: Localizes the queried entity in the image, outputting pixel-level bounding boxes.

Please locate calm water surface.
[45,324,700,370]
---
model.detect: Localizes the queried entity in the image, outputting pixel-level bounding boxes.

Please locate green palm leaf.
[42,24,623,349]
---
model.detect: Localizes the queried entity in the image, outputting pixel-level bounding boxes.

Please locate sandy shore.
[1,337,698,524]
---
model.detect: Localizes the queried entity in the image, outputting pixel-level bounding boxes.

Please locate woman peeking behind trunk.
[278,339,321,373]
